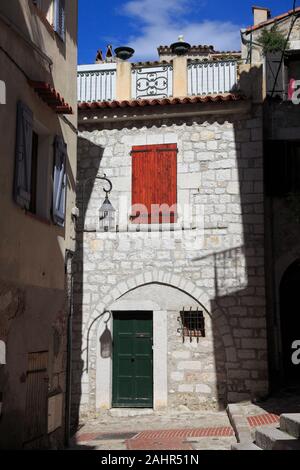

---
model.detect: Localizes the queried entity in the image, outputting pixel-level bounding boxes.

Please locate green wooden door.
[112,312,153,407]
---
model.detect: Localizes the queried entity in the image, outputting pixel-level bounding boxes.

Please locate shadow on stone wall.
[71,138,104,431]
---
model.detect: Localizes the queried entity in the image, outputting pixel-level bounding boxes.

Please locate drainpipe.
[64,249,74,448]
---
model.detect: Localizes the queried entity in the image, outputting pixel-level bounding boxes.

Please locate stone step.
[255,426,300,450]
[231,442,262,451]
[280,414,300,439]
[108,408,154,418]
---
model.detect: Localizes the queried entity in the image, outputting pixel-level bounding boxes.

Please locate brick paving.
[73,410,286,450]
[126,427,234,451]
[247,413,279,428]
[73,409,239,451]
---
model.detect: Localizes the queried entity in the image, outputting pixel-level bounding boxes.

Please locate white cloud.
[120,0,241,61]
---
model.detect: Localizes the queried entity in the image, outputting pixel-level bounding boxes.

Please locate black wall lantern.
[99,311,112,359]
[98,174,115,232]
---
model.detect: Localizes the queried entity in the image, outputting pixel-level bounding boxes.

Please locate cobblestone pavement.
[72,410,237,450]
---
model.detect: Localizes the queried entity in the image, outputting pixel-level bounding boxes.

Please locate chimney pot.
[252,6,271,26]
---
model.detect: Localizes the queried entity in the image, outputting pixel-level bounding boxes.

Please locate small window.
[14,102,52,219]
[29,132,39,214]
[53,0,65,41]
[28,131,52,220]
[178,309,205,342]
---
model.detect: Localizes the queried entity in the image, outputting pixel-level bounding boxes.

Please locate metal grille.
[23,352,49,448]
[132,64,173,99]
[188,60,237,95]
[178,308,205,342]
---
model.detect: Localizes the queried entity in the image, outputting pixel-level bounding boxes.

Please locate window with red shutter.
[131,144,177,224]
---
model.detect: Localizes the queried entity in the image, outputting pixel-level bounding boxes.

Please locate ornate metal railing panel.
[132,64,173,99]
[77,65,117,102]
[188,60,238,96]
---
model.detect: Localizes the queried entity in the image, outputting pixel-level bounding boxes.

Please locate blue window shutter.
[14,101,33,210]
[54,0,65,40]
[266,52,287,99]
[53,136,67,227]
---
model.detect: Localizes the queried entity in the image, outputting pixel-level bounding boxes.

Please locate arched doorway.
[280,260,300,384]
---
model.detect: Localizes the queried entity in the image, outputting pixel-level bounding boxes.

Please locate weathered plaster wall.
[0,1,78,448]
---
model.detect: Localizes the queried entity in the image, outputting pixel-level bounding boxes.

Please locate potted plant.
[170,35,191,56]
[114,46,135,61]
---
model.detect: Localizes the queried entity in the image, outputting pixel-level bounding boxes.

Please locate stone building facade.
[72,90,269,421]
[242,6,300,387]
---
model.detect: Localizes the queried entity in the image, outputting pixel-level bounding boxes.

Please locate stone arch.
[276,248,300,289]
[84,269,237,367]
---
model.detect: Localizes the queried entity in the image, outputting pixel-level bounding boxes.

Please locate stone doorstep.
[255,426,300,451]
[280,414,300,439]
[227,404,252,443]
[231,442,262,451]
[108,408,154,418]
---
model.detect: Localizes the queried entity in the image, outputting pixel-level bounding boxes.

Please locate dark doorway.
[112,312,153,408]
[280,261,300,384]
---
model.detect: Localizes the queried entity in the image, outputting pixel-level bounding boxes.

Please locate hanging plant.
[257,25,289,54]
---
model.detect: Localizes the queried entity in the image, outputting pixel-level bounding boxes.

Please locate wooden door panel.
[112,312,153,407]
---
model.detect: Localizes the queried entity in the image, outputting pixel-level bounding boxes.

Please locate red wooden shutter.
[131,144,177,224]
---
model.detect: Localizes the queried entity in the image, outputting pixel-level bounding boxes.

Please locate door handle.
[131,357,135,362]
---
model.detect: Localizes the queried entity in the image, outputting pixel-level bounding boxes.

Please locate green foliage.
[257,25,289,54]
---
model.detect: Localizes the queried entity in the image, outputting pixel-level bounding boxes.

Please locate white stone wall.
[72,108,268,420]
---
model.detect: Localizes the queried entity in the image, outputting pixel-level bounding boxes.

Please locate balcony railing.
[131,64,173,99]
[77,59,239,103]
[188,60,238,96]
[77,64,117,102]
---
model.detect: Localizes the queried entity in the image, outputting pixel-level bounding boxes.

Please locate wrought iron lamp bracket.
[96,174,113,195]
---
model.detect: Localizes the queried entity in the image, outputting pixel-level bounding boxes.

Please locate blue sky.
[78,0,295,64]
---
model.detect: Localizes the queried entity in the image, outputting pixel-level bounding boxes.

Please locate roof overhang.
[245,7,300,34]
[78,95,251,126]
[29,81,73,114]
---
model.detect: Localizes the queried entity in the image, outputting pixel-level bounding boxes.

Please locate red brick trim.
[247,413,279,428]
[126,427,234,450]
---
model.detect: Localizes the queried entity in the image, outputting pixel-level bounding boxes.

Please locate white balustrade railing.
[188,60,238,96]
[77,64,117,102]
[77,60,238,103]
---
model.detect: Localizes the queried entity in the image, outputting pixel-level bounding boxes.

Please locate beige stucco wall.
[0,0,78,290]
[0,1,78,449]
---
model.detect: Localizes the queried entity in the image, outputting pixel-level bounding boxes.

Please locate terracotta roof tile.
[246,6,300,33]
[78,94,246,110]
[28,80,73,114]
[158,45,215,52]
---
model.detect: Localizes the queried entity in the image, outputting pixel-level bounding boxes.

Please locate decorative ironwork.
[132,65,173,99]
[188,60,237,96]
[177,307,205,343]
[77,68,116,102]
